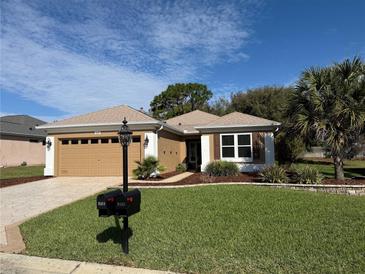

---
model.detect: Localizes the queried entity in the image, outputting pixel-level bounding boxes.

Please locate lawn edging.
[129,181,365,195]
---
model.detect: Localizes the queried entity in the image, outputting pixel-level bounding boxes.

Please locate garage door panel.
[58,136,141,176]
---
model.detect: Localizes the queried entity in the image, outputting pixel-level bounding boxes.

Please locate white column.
[144,132,158,158]
[201,134,210,172]
[265,132,275,166]
[44,136,55,176]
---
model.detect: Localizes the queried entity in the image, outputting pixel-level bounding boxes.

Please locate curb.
[0,222,25,253]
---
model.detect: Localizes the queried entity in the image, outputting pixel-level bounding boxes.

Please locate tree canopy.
[287,57,365,179]
[230,86,294,122]
[150,83,213,120]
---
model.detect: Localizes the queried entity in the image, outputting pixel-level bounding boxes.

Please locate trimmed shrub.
[275,130,306,165]
[204,160,240,177]
[259,166,288,184]
[292,166,323,184]
[176,163,187,172]
[133,156,165,179]
[20,161,27,166]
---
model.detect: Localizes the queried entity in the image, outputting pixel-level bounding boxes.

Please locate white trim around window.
[220,133,253,162]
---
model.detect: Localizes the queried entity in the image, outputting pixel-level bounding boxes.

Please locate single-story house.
[0,115,47,167]
[37,105,280,176]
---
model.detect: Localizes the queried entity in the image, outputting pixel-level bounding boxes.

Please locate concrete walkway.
[0,177,120,247]
[0,253,173,274]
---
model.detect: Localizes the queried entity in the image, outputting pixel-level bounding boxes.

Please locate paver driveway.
[0,177,121,245]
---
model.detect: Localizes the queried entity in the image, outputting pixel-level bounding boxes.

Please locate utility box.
[97,189,141,217]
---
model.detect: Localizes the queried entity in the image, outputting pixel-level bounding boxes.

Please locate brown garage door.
[58,136,142,176]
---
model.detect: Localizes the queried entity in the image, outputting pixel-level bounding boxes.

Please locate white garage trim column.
[264,132,275,166]
[201,134,210,172]
[44,136,55,176]
[144,132,158,158]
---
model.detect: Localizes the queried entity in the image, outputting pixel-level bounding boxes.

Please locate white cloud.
[0,0,255,116]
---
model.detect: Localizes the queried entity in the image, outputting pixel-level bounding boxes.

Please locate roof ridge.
[126,105,159,122]
[205,111,280,126]
[51,104,131,123]
[166,109,219,121]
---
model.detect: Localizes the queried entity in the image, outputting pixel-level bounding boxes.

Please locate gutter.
[194,123,281,130]
[36,121,161,130]
[0,132,46,139]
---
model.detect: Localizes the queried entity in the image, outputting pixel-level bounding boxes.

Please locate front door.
[187,140,201,170]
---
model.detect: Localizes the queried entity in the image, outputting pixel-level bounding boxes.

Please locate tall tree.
[287,57,365,180]
[230,86,294,122]
[207,97,233,116]
[150,83,213,119]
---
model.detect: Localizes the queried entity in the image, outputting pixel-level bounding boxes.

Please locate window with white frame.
[220,133,252,161]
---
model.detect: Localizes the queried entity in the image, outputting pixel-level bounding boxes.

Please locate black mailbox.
[97,189,141,217]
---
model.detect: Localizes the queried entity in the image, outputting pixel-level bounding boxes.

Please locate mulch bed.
[322,179,365,185]
[135,171,183,181]
[0,176,50,188]
[130,172,365,187]
[130,172,258,187]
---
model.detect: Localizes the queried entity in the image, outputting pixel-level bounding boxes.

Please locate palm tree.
[288,57,365,180]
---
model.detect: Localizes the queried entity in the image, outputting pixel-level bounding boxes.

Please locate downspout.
[154,123,164,158]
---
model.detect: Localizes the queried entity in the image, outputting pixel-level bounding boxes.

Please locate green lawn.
[292,159,365,178]
[0,165,44,179]
[20,186,365,273]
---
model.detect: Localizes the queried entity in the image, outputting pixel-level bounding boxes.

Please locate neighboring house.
[0,115,47,167]
[37,105,280,177]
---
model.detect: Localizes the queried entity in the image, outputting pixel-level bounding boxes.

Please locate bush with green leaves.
[204,160,240,176]
[176,163,187,172]
[133,156,165,179]
[292,166,323,184]
[275,130,306,165]
[259,165,288,184]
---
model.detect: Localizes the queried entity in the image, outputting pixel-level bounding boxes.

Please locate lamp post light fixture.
[118,117,132,192]
[143,135,149,149]
[117,117,132,254]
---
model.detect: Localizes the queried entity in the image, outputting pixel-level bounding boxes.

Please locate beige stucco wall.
[158,130,186,172]
[0,137,45,167]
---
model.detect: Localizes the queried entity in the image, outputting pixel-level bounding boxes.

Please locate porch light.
[118,117,132,146]
[46,138,52,149]
[143,135,149,148]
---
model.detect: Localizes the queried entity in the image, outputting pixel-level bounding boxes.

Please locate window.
[90,139,99,144]
[71,139,78,145]
[61,139,69,145]
[80,139,88,144]
[221,135,235,158]
[111,138,119,143]
[101,138,109,144]
[132,136,141,143]
[220,133,252,161]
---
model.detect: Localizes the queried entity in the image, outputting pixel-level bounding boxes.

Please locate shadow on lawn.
[345,167,365,177]
[296,159,333,165]
[96,217,133,252]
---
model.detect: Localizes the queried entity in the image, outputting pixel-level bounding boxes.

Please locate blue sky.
[1,0,364,121]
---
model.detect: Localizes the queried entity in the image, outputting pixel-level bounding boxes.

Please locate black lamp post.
[118,117,132,254]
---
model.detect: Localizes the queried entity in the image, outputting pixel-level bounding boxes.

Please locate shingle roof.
[0,115,46,138]
[38,105,280,133]
[203,112,280,127]
[165,110,219,133]
[40,105,158,128]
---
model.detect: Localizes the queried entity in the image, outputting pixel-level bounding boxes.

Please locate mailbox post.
[118,117,132,254]
[96,118,141,254]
